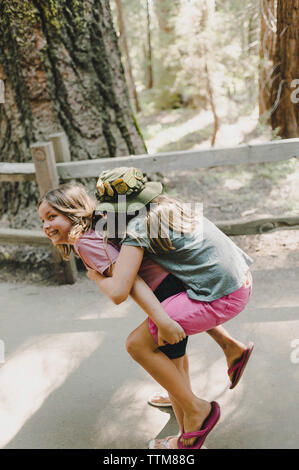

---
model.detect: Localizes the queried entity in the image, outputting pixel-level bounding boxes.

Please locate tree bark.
[0,0,146,217]
[270,0,299,138]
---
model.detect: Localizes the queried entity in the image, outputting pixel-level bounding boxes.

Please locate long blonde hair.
[38,183,96,260]
[146,194,198,253]
[123,194,199,254]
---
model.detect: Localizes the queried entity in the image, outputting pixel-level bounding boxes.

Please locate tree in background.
[270,0,299,138]
[0,0,146,216]
[194,0,219,146]
[259,0,277,120]
[145,0,153,90]
[111,1,261,118]
[152,0,181,108]
[114,0,141,112]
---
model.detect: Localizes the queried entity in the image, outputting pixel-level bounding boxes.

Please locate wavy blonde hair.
[143,194,198,253]
[142,194,196,253]
[38,183,96,260]
[104,194,198,255]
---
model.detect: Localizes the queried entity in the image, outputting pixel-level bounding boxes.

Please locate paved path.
[0,265,299,449]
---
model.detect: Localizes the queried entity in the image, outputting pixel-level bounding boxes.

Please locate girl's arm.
[129,274,186,346]
[86,245,186,345]
[87,245,144,304]
[89,268,186,345]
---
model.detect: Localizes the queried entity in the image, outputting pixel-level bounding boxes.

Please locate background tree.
[270,0,299,138]
[0,0,146,217]
[259,0,277,120]
[145,0,154,90]
[152,0,181,108]
[114,0,141,113]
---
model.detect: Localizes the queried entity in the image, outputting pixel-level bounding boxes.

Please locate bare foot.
[182,401,212,447]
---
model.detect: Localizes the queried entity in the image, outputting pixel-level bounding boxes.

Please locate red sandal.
[228,342,254,389]
[177,401,220,449]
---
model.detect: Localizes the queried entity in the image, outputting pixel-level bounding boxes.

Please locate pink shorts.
[148,272,252,343]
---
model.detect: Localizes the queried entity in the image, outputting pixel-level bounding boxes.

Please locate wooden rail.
[1,135,299,284]
[54,138,299,180]
[1,215,299,249]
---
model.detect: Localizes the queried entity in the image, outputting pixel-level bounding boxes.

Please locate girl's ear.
[92,210,104,229]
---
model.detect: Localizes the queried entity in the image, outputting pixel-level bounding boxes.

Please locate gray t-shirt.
[121,215,253,302]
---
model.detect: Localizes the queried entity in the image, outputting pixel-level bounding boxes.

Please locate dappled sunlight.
[93,379,169,448]
[0,331,104,448]
[77,300,132,320]
[211,109,260,148]
[188,354,228,397]
[224,178,246,190]
[146,111,213,153]
[187,354,248,429]
[144,107,266,155]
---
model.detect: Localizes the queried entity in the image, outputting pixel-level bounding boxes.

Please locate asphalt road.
[0,264,299,449]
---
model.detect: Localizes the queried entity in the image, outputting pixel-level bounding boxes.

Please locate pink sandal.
[228,342,254,389]
[177,401,220,450]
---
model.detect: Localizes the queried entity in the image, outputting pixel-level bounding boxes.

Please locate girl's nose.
[43,220,50,230]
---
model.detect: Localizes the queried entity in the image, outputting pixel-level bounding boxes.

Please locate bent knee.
[125,331,144,358]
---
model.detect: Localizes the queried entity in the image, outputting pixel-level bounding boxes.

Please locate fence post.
[31,141,77,285]
[48,132,71,163]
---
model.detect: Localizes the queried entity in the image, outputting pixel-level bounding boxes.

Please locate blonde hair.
[124,194,198,254]
[145,194,197,253]
[38,183,96,260]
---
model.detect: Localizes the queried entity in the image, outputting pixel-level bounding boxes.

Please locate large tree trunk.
[270,0,299,138]
[0,0,146,217]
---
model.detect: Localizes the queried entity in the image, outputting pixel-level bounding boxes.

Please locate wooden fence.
[1,134,299,284]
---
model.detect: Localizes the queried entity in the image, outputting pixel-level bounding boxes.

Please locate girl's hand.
[157,319,186,346]
[86,268,102,281]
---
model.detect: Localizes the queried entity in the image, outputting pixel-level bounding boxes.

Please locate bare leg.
[151,355,190,449]
[155,326,247,401]
[149,326,247,411]
[126,321,211,447]
[168,356,191,432]
[207,326,247,382]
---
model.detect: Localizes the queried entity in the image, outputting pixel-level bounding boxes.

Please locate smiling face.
[39,201,73,245]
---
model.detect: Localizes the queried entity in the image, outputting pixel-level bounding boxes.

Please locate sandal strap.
[181,429,206,439]
[227,361,241,375]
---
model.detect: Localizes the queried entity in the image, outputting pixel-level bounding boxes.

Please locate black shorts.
[153,274,188,359]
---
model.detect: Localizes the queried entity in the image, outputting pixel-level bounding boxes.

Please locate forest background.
[0,0,299,282]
